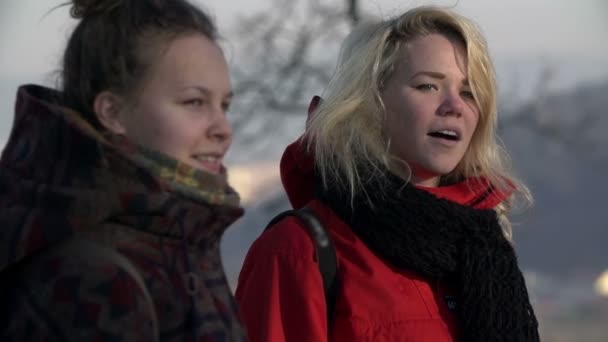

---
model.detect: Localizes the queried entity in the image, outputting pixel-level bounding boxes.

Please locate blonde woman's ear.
[93,91,127,134]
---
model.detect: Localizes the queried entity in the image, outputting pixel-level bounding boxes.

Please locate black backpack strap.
[265,207,340,331]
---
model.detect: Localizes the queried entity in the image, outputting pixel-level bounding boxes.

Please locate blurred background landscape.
[1,0,607,340]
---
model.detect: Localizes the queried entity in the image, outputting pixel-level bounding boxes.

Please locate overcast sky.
[1,0,607,144]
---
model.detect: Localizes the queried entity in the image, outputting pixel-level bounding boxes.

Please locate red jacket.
[236,100,508,342]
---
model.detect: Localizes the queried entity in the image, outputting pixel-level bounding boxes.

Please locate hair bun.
[70,0,122,19]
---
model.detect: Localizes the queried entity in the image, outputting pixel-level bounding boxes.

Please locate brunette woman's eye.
[183,98,204,106]
[221,101,231,112]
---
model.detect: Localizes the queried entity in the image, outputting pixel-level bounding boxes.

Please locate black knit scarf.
[317,171,540,342]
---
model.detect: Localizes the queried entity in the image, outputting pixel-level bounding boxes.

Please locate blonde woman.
[236,6,539,342]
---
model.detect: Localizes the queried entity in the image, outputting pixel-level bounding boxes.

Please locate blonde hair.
[305,6,531,237]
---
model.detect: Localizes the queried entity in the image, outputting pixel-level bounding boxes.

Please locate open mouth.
[191,154,223,173]
[428,129,460,142]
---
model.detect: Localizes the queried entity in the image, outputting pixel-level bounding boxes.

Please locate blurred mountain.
[501,79,608,276]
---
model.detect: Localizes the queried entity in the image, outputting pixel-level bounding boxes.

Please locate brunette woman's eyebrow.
[181,85,210,94]
[183,85,233,99]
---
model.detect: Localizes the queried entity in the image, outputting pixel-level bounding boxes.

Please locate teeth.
[194,155,219,162]
[438,130,457,137]
[428,130,460,141]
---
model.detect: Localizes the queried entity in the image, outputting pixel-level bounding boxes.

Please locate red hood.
[280,96,320,209]
[280,96,512,210]
[281,136,316,209]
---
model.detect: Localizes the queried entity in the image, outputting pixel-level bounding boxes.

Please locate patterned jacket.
[0,84,247,341]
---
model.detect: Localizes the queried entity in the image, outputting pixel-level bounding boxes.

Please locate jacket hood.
[280,96,512,210]
[0,84,243,273]
[280,97,320,209]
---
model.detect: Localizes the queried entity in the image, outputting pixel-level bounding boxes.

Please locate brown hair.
[61,0,217,128]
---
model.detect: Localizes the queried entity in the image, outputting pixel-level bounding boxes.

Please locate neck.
[411,174,440,187]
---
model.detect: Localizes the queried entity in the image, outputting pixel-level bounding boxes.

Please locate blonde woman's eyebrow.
[410,71,469,85]
[410,71,445,80]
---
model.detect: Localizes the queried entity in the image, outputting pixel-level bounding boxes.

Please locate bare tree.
[499,63,606,153]
[347,0,360,26]
[229,0,360,114]
[224,0,363,155]
[227,0,605,159]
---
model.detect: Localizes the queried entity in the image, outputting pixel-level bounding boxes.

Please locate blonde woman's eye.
[461,91,475,100]
[415,84,437,91]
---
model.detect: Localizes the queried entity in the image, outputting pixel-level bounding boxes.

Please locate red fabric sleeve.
[236,217,328,342]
